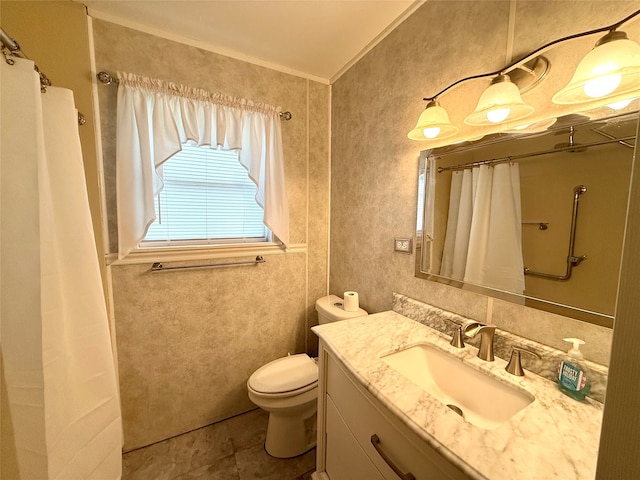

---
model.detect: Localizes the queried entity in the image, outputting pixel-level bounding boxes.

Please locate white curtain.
[440,163,525,294]
[116,72,289,259]
[1,58,122,479]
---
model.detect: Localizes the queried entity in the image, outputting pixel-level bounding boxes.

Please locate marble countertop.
[312,311,603,480]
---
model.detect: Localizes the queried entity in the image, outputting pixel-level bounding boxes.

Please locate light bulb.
[607,98,635,110]
[487,108,510,123]
[583,64,622,97]
[584,74,622,97]
[423,126,441,139]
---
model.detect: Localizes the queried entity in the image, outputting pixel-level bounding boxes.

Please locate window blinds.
[144,143,267,244]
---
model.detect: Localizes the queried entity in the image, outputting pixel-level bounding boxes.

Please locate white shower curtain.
[1,58,122,479]
[440,169,474,280]
[440,163,525,294]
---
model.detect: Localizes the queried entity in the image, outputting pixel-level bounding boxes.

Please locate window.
[141,142,269,247]
[116,72,289,260]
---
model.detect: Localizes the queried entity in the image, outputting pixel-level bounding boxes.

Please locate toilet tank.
[315,294,368,324]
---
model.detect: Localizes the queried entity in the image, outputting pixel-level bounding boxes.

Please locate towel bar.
[151,255,265,272]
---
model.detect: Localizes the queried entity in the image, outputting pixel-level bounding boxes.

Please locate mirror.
[416,110,639,328]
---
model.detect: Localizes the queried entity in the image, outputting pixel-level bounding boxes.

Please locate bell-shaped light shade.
[552,31,640,105]
[408,101,459,141]
[464,75,534,126]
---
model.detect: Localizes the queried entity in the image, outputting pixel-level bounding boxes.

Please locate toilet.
[247,294,368,458]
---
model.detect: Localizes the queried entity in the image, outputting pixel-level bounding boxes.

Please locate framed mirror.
[416,110,639,328]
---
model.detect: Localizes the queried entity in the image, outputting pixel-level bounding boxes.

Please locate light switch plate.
[394,237,413,253]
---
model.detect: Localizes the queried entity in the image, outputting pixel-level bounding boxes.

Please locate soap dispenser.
[557,338,591,401]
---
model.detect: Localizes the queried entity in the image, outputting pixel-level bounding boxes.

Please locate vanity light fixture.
[408,59,548,141]
[552,30,640,105]
[464,74,535,126]
[408,8,640,142]
[408,100,459,140]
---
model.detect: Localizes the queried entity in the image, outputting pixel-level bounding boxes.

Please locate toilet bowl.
[247,354,318,458]
[247,294,367,458]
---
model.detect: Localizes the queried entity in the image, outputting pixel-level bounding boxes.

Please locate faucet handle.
[505,347,541,376]
[443,318,465,348]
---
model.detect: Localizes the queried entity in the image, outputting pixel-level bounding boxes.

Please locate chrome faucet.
[462,321,496,361]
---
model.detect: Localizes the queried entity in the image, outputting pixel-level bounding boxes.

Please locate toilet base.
[246,356,319,459]
[264,406,317,458]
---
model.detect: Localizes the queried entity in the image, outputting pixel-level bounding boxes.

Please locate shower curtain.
[1,58,122,478]
[440,163,525,294]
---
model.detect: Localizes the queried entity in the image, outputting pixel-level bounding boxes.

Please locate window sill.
[106,242,307,266]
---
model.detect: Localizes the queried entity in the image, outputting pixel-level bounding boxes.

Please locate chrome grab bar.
[524,185,587,281]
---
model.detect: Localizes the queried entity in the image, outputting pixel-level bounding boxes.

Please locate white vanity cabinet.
[315,343,472,480]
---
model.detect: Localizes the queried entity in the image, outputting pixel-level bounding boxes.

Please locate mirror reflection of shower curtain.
[440,163,525,294]
[1,58,122,479]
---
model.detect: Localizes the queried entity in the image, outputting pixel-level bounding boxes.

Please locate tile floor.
[122,409,316,480]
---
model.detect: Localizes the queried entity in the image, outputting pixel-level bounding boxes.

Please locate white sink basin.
[381,344,534,429]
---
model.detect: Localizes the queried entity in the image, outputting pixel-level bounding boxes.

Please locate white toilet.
[247,294,368,458]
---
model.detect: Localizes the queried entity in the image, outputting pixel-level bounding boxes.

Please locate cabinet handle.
[370,434,416,480]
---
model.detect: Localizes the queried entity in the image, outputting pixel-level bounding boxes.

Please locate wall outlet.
[394,237,413,253]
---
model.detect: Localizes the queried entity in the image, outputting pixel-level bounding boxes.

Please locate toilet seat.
[248,354,318,396]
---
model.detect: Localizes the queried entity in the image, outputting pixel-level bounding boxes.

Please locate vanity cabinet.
[316,343,471,480]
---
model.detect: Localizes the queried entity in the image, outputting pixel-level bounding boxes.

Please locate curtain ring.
[2,47,14,65]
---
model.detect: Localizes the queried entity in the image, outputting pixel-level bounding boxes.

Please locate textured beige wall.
[111,255,307,450]
[331,0,510,315]
[92,19,330,450]
[330,1,639,363]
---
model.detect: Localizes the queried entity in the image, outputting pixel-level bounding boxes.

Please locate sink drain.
[446,404,464,417]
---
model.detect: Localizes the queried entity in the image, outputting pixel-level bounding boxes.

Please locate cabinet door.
[326,354,470,480]
[325,395,385,480]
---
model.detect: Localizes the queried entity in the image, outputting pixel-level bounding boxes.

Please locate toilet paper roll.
[343,291,359,312]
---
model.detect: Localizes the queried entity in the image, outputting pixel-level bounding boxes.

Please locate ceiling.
[82,0,423,83]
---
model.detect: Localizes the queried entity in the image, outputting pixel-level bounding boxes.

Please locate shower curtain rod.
[1,26,51,90]
[0,26,20,54]
[96,71,293,121]
[0,26,86,126]
[436,135,636,173]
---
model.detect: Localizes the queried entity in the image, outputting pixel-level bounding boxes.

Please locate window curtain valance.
[116,71,289,259]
